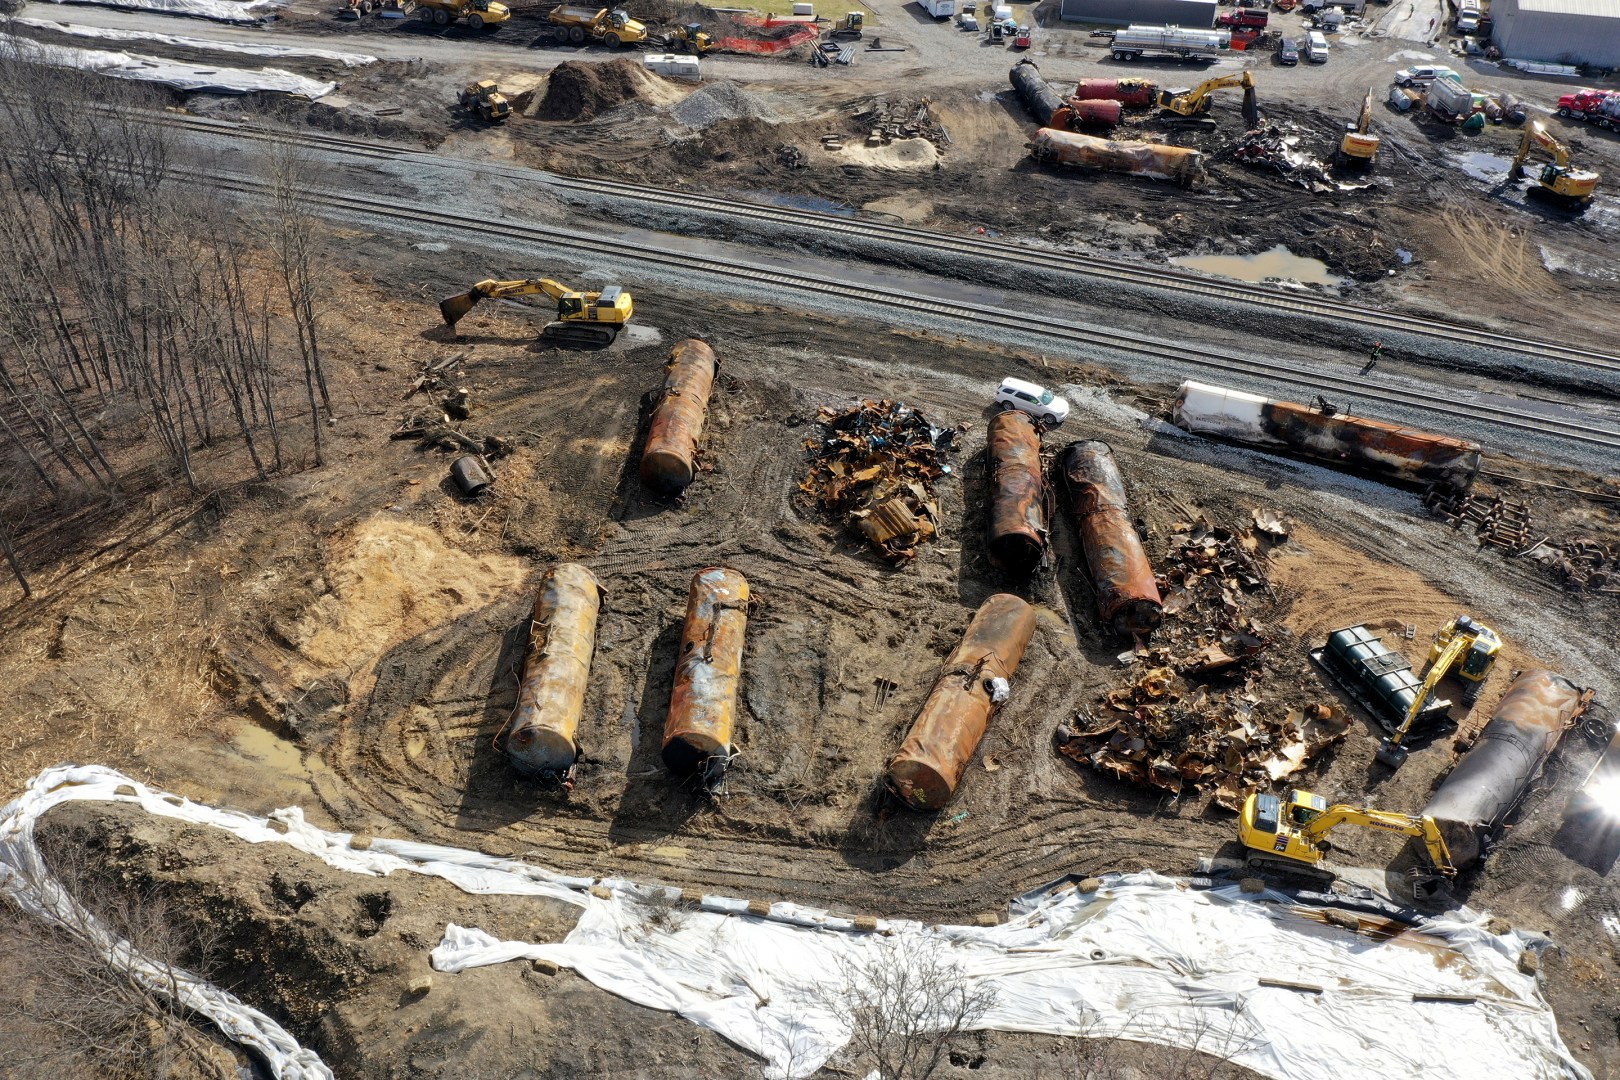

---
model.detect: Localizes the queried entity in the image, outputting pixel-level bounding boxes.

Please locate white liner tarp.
[0,765,1593,1080]
[38,0,284,24]
[16,18,379,65]
[3,34,337,96]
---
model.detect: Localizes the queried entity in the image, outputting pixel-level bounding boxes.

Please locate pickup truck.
[1217,7,1268,27]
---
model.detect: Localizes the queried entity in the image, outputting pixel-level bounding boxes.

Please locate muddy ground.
[2,241,1617,1076]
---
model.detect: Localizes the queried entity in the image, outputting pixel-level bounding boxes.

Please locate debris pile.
[851,96,950,151]
[1055,677,1349,806]
[1425,486,1619,593]
[1231,128,1331,190]
[673,81,776,129]
[1150,516,1273,675]
[799,399,959,562]
[537,59,656,121]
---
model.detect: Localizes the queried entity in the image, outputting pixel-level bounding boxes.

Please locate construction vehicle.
[1512,120,1601,205]
[457,80,511,122]
[1555,88,1620,130]
[828,11,865,39]
[1157,71,1260,129]
[1110,24,1230,61]
[1337,88,1380,166]
[1313,617,1501,769]
[544,5,650,47]
[414,0,508,27]
[661,22,713,53]
[1216,6,1268,27]
[439,278,634,346]
[1238,788,1456,897]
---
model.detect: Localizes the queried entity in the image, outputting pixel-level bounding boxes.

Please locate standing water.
[1173,244,1343,286]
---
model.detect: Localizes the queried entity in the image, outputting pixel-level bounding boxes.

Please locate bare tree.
[825,939,996,1080]
[264,135,330,466]
[0,846,232,1080]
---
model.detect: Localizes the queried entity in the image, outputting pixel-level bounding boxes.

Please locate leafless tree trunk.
[825,940,997,1080]
[265,136,330,466]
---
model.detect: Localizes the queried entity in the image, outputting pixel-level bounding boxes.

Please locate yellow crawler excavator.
[439,277,634,346]
[1511,120,1599,205]
[1157,71,1260,128]
[1238,788,1457,898]
[1373,615,1501,769]
[1338,89,1380,166]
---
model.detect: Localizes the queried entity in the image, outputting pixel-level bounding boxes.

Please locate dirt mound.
[537,58,683,122]
[672,80,776,129]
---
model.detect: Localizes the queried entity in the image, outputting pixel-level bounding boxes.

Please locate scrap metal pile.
[1425,486,1620,593]
[1056,513,1350,806]
[799,399,959,562]
[1231,128,1332,190]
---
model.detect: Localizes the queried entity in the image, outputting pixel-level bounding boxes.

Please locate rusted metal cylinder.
[1061,99,1124,128]
[1074,77,1157,108]
[1173,380,1482,491]
[663,567,749,783]
[886,594,1037,810]
[640,339,717,494]
[1010,60,1065,125]
[1027,128,1206,186]
[1059,441,1162,636]
[986,410,1047,573]
[1424,670,1592,869]
[504,563,603,784]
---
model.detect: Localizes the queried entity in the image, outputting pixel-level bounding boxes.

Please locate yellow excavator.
[1338,89,1380,166]
[1239,788,1457,898]
[439,278,634,346]
[1511,120,1599,205]
[1157,71,1260,128]
[1374,615,1501,769]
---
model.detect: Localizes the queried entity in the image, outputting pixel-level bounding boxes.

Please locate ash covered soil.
[4,239,1619,1076]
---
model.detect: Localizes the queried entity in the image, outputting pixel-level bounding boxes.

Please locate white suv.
[994,377,1069,425]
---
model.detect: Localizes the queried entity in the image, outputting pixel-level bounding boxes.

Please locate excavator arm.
[1385,632,1469,750]
[1301,804,1457,878]
[440,278,570,327]
[1158,71,1259,127]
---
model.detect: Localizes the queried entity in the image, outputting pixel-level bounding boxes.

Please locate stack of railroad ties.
[1425,485,1619,593]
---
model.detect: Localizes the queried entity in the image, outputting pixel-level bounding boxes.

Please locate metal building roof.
[1508,0,1620,16]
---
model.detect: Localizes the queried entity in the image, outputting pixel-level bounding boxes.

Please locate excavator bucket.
[439,290,482,327]
[1242,83,1260,130]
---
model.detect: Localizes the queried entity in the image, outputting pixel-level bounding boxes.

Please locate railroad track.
[155,110,1620,381]
[183,165,1620,454]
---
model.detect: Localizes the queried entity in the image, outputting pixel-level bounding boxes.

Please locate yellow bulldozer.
[1512,120,1600,205]
[439,277,634,346]
[1238,787,1456,898]
[1157,71,1260,128]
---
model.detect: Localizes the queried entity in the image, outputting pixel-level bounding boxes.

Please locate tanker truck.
[1108,24,1230,62]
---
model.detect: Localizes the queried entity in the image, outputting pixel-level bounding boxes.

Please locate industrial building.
[1490,0,1620,68]
[1058,0,1218,27]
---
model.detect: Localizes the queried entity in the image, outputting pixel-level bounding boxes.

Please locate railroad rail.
[149,110,1620,381]
[181,165,1620,455]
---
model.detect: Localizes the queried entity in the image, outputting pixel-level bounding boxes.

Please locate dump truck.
[1555,88,1620,130]
[1216,7,1268,27]
[1109,24,1230,62]
[414,0,508,27]
[543,5,651,46]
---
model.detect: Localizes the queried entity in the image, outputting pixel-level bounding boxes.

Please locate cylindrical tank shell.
[1059,441,1162,636]
[1424,670,1591,869]
[663,567,749,776]
[506,563,603,778]
[451,455,492,497]
[1010,60,1065,125]
[640,339,717,494]
[1063,99,1124,128]
[1028,127,1206,186]
[1172,380,1482,490]
[986,410,1047,573]
[1075,77,1157,108]
[887,594,1037,810]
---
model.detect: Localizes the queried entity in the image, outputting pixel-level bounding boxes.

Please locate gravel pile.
[672,81,776,130]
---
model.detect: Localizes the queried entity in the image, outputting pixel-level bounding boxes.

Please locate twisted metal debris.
[799,399,959,562]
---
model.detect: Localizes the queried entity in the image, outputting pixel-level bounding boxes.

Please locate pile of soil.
[537,59,655,122]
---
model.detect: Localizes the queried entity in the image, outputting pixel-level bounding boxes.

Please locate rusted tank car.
[1074,77,1157,108]
[1424,669,1593,868]
[1051,99,1124,130]
[1027,128,1205,186]
[1010,60,1066,126]
[663,567,749,786]
[1172,380,1482,491]
[886,594,1037,810]
[986,410,1048,573]
[1059,441,1162,636]
[504,563,603,787]
[640,339,717,494]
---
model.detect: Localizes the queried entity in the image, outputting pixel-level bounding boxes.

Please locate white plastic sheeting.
[3,35,337,96]
[0,765,1594,1080]
[38,0,284,24]
[16,18,379,65]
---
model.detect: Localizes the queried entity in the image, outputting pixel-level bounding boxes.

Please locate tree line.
[0,58,333,599]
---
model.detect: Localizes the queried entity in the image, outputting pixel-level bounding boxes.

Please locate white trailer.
[921,0,955,16]
[1110,24,1231,61]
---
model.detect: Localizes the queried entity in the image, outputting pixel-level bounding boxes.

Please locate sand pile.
[537,58,685,121]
